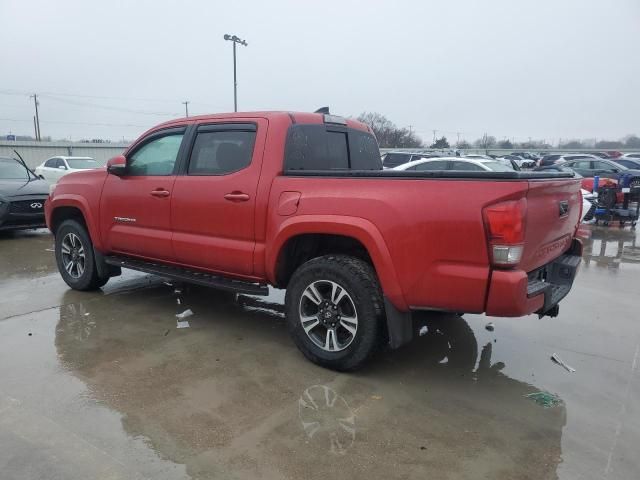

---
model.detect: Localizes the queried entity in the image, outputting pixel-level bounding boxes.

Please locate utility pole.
[182,101,190,117]
[223,34,248,112]
[456,131,461,145]
[30,94,41,141]
[33,116,38,140]
[408,125,413,135]
[432,129,437,145]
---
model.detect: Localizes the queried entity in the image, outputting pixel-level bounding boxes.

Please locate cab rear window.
[284,124,381,171]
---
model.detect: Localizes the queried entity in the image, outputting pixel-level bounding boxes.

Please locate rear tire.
[55,219,108,291]
[285,255,384,371]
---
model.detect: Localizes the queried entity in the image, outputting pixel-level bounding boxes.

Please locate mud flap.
[384,297,413,349]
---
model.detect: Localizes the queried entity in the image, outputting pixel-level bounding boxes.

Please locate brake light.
[483,199,527,266]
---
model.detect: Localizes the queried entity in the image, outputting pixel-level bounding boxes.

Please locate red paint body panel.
[46,111,582,319]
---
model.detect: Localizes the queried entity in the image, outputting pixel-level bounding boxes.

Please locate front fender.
[266,215,408,311]
[47,194,103,251]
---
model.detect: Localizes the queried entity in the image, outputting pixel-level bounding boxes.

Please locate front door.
[99,128,185,261]
[171,121,265,277]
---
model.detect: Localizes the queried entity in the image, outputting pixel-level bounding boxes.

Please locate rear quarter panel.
[265,176,532,312]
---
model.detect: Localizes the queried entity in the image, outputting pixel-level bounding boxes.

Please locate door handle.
[224,191,250,202]
[150,189,170,198]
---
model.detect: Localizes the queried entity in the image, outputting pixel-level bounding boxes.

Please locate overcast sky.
[1,0,639,144]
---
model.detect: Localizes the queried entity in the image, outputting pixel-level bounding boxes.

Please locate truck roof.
[150,111,371,134]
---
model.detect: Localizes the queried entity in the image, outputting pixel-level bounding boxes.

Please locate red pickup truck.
[46,111,583,370]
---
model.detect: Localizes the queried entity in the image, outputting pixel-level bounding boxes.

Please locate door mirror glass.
[107,155,127,176]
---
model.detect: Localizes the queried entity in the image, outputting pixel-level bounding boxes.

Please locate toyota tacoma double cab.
[46,111,583,370]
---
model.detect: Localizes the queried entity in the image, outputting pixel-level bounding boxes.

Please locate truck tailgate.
[519,178,582,272]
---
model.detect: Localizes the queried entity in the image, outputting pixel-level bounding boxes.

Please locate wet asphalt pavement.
[0,226,638,480]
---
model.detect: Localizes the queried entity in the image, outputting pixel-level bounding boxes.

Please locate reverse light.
[483,198,527,266]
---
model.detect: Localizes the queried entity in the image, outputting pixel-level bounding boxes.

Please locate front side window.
[127,133,184,176]
[383,153,410,168]
[188,130,256,175]
[55,158,67,169]
[570,160,591,169]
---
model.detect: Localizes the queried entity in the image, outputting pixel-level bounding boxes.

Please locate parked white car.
[35,156,100,183]
[393,157,515,172]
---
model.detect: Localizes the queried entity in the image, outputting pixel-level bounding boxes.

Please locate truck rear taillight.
[483,199,527,266]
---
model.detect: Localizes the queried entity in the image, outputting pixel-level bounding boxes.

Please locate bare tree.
[357,112,423,148]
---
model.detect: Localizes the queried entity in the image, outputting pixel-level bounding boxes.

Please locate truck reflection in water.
[54,284,566,479]
[582,226,640,269]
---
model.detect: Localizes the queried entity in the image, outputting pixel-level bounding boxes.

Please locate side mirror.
[107,155,127,176]
[58,165,67,170]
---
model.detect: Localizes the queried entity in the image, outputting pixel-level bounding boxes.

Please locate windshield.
[66,158,99,169]
[0,158,34,180]
[482,161,515,172]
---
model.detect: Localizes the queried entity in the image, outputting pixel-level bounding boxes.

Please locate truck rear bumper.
[485,239,582,317]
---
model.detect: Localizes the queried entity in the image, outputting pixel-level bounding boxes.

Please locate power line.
[0,117,149,128]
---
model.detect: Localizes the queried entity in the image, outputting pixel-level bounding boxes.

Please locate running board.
[104,255,269,296]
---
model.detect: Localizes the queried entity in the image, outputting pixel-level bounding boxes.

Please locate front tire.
[285,255,384,371]
[55,219,108,291]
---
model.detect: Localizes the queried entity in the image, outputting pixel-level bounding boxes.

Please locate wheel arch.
[49,195,102,250]
[266,215,407,311]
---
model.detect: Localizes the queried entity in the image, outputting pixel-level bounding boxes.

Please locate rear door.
[99,127,186,261]
[170,120,266,277]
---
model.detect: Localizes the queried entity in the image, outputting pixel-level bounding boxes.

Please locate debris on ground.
[84,312,90,316]
[45,247,55,252]
[418,326,428,336]
[164,329,170,336]
[176,320,190,329]
[163,281,173,287]
[176,298,182,305]
[176,309,193,320]
[525,391,563,408]
[174,288,182,294]
[550,353,576,373]
[485,322,495,332]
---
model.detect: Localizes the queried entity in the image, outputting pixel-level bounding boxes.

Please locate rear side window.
[414,160,449,171]
[285,125,381,171]
[451,161,484,171]
[383,153,410,168]
[188,130,256,175]
[44,158,58,168]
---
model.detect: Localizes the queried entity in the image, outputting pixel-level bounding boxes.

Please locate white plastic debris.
[418,326,428,336]
[176,320,190,329]
[163,281,173,287]
[84,312,90,316]
[550,353,576,373]
[176,309,193,320]
[176,298,182,305]
[174,288,182,294]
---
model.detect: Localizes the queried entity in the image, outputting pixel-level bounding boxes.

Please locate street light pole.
[224,34,248,112]
[182,100,190,117]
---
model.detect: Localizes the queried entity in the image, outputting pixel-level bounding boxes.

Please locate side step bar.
[104,255,269,296]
